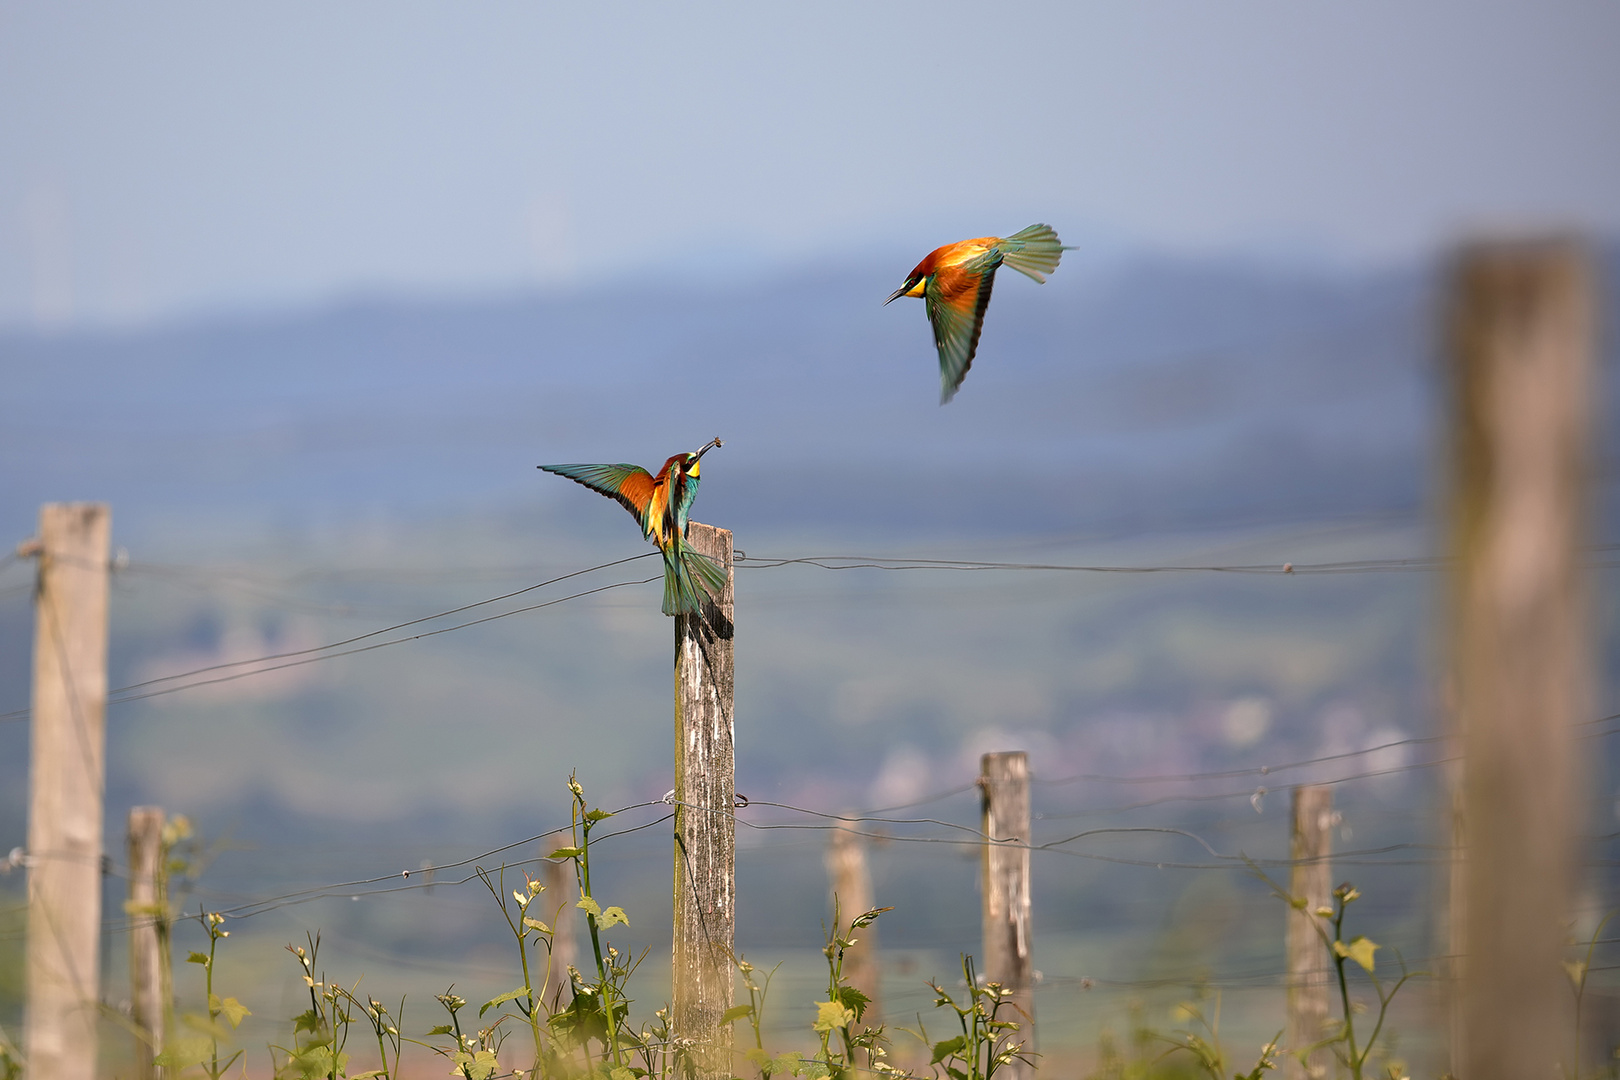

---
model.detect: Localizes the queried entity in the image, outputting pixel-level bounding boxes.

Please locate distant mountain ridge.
[2,246,1614,544]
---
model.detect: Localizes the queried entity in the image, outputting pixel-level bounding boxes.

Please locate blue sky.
[2,1,1617,328]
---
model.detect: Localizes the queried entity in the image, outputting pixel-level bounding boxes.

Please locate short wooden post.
[24,502,112,1080]
[1446,761,1466,1074]
[979,751,1034,1080]
[127,807,166,1079]
[542,836,578,1014]
[1284,786,1333,1080]
[825,824,881,1024]
[672,522,735,1079]
[1445,240,1593,1079]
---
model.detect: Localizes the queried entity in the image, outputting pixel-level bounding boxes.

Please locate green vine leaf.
[209,993,251,1028]
[1333,935,1379,972]
[813,1000,855,1033]
[931,1035,966,1064]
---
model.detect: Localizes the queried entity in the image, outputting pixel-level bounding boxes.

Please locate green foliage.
[1241,866,1422,1080]
[125,778,1595,1080]
[1154,993,1280,1080]
[0,1024,22,1080]
[156,906,250,1079]
[904,955,1034,1080]
[449,773,665,1080]
[807,899,895,1079]
[270,934,359,1080]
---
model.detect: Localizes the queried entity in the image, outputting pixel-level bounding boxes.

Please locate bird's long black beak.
[885,283,911,305]
[694,437,723,459]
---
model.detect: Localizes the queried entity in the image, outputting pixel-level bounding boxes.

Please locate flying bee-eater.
[886,223,1074,404]
[539,438,726,616]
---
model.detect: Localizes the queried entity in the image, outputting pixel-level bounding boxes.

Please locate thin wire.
[672,795,1447,872]
[1035,759,1454,818]
[858,783,981,815]
[112,551,657,694]
[1036,735,1448,787]
[44,786,1617,943]
[736,553,1444,576]
[1034,711,1620,790]
[55,800,671,940]
[99,574,663,708]
[0,560,661,721]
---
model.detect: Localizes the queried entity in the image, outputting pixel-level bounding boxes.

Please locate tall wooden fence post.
[672,522,735,1079]
[979,751,1034,1080]
[1446,240,1593,1079]
[1284,786,1333,1080]
[24,502,112,1080]
[127,807,166,1079]
[825,824,881,1023]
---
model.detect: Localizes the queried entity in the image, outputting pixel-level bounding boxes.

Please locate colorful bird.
[539,438,726,616]
[886,223,1074,404]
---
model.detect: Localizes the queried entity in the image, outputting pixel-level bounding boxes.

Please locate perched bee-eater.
[539,438,726,616]
[886,223,1073,404]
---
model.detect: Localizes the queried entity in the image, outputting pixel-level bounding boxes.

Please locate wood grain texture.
[672,522,735,1080]
[25,503,110,1080]
[1284,786,1333,1080]
[980,751,1034,1080]
[127,807,166,1080]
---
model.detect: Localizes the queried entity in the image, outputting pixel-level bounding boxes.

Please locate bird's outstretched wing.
[539,462,657,532]
[925,263,997,403]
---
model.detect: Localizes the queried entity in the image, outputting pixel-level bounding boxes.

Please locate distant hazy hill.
[8,248,1574,543]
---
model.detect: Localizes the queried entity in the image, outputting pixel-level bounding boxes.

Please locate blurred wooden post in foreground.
[127,807,166,1080]
[825,823,881,1023]
[1284,786,1333,1080]
[672,522,736,1079]
[24,503,111,1080]
[1445,240,1593,1079]
[980,751,1034,1080]
[541,836,578,1014]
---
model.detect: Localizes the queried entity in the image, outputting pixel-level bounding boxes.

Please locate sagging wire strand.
[0,800,673,943]
[4,540,1618,723]
[0,552,662,723]
[733,542,1620,576]
[737,554,1446,575]
[0,774,1418,942]
[11,753,1617,948]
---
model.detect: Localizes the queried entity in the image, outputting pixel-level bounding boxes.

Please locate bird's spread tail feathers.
[661,537,728,616]
[999,223,1072,284]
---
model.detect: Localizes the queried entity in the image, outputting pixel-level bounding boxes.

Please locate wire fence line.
[2,541,1618,725]
[2,543,1615,1012]
[7,746,1614,947]
[0,554,664,722]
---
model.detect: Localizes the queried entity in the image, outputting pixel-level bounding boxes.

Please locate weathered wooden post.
[979,751,1034,1080]
[825,823,881,1023]
[127,806,167,1079]
[23,502,112,1080]
[1445,239,1593,1079]
[672,522,735,1079]
[1284,786,1333,1080]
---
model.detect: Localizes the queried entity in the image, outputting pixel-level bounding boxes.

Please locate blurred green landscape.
[0,249,1615,1073]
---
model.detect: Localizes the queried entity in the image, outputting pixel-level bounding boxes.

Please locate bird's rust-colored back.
[908,236,999,280]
